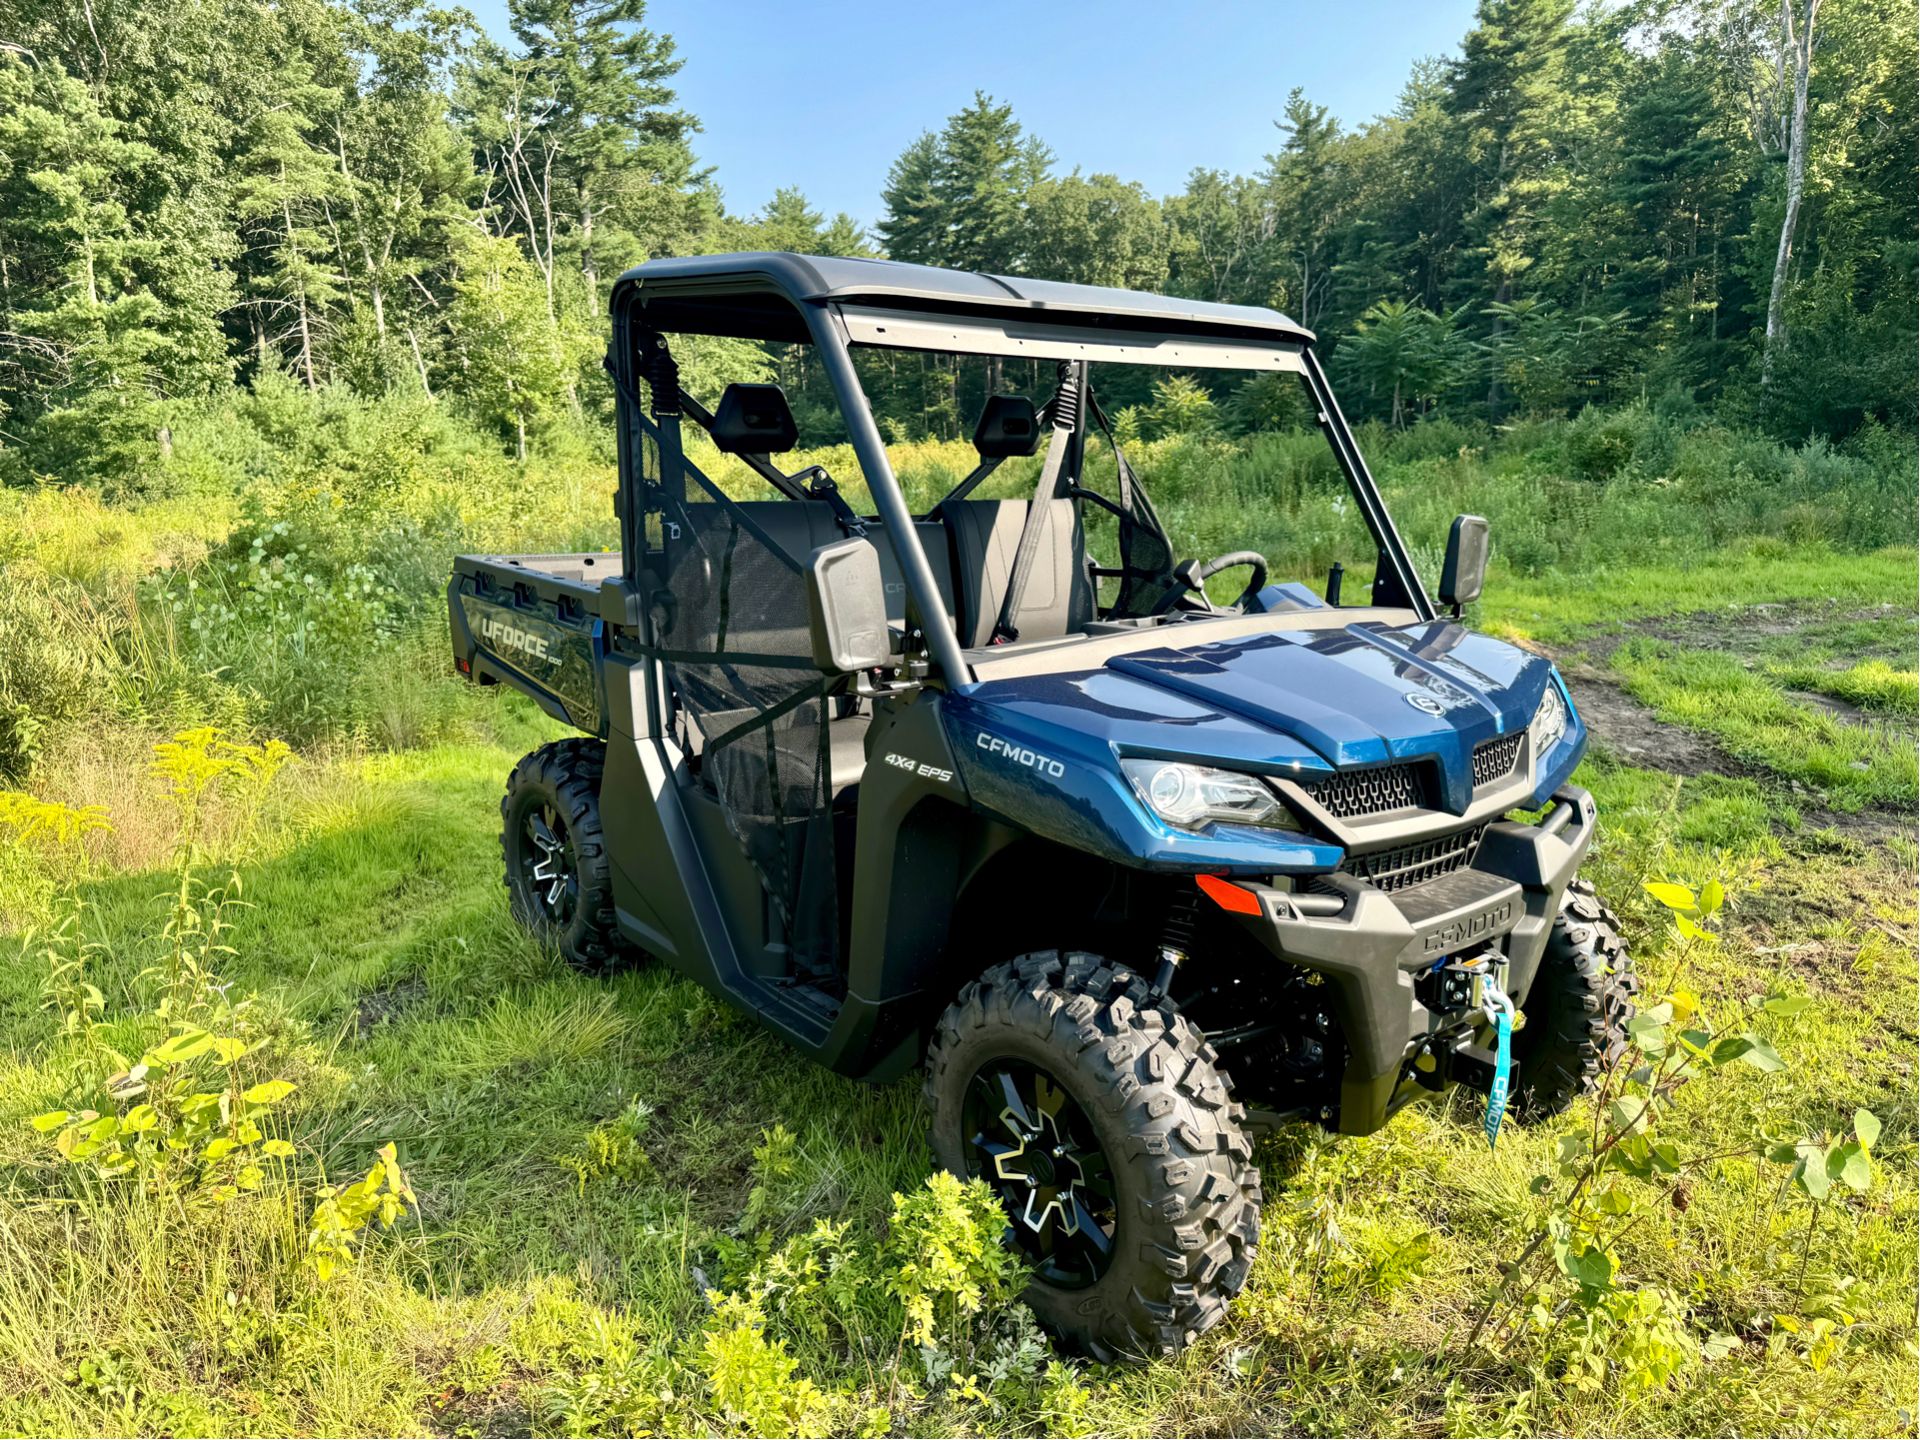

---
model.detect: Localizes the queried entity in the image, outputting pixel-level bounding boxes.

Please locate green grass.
[1768,658,1919,717]
[0,726,1913,1436]
[1478,546,1917,648]
[1610,640,1918,813]
[1,400,1916,1434]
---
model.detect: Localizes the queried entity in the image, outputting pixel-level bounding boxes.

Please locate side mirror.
[805,538,892,674]
[1439,514,1489,613]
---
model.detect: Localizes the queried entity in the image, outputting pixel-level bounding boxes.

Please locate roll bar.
[609,283,1435,696]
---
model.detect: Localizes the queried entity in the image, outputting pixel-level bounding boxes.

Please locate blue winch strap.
[1484,1010,1513,1148]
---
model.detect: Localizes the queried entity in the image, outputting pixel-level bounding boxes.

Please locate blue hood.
[950,619,1581,827]
[1107,620,1556,812]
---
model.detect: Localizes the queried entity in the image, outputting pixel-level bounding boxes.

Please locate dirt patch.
[1534,602,1915,841]
[1560,666,1737,774]
[353,974,428,1034]
[1561,668,1909,841]
[1786,689,1906,731]
[1565,600,1912,668]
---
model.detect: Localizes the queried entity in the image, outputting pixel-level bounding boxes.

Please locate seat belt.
[798,465,869,539]
[989,362,1081,645]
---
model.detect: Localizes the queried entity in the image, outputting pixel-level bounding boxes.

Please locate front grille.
[1472,732,1525,787]
[1301,761,1429,818]
[1342,824,1486,893]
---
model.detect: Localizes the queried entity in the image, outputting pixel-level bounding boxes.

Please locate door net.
[625,347,839,976]
[656,504,838,974]
[1088,391,1179,618]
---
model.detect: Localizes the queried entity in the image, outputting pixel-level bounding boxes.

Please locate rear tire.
[501,739,628,973]
[1513,877,1637,1119]
[925,951,1261,1361]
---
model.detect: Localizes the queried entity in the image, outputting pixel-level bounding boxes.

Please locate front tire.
[1513,877,1637,1119]
[925,951,1261,1361]
[501,739,627,973]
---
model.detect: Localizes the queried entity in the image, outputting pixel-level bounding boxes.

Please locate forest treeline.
[0,0,1912,488]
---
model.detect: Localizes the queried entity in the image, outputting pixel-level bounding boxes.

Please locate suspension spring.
[640,331,681,415]
[1050,360,1081,431]
[1151,885,1199,996]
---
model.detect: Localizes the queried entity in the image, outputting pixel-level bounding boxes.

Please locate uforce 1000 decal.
[476,612,553,662]
[461,593,602,733]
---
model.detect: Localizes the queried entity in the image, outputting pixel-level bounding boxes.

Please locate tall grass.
[0,386,1911,782]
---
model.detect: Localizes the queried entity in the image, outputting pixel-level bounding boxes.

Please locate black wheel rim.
[961,1061,1118,1289]
[521,802,579,925]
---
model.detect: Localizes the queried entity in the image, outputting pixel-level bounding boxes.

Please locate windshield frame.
[820,303,1436,673]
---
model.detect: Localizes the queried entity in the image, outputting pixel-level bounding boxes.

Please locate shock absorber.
[1049,359,1081,432]
[639,331,681,415]
[1151,885,1199,998]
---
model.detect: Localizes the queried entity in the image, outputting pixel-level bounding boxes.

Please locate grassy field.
[0,399,1915,1436]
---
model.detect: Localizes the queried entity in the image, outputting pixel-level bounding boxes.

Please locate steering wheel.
[1150,551,1269,616]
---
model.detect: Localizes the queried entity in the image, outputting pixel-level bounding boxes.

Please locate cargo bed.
[447,552,623,734]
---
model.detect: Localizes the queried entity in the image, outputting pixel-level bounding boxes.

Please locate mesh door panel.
[659,506,837,972]
[1110,455,1177,617]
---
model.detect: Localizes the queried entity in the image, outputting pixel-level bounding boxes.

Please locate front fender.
[940,693,1341,875]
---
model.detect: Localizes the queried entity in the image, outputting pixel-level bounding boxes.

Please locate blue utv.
[448,253,1637,1360]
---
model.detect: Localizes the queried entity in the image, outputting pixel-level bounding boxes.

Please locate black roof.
[612,252,1315,346]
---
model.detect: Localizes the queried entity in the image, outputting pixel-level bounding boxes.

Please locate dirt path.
[1564,600,1912,669]
[1559,666,1734,774]
[1531,602,1915,842]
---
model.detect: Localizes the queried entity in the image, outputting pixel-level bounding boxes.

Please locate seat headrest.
[973,394,1040,459]
[711,383,798,454]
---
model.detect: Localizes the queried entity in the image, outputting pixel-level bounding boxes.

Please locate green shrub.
[1563,403,1677,483]
[0,568,120,777]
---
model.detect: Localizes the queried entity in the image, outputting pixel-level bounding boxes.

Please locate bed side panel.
[449,556,610,735]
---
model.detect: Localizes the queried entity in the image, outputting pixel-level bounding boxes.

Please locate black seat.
[671,501,954,629]
[941,499,1093,647]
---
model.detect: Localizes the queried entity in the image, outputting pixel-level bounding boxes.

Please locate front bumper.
[1226,785,1597,1134]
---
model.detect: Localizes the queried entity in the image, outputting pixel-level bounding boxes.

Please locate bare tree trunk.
[282,189,317,390]
[406,325,433,398]
[579,179,599,319]
[1763,0,1822,389]
[335,126,388,342]
[295,303,316,389]
[1486,275,1510,417]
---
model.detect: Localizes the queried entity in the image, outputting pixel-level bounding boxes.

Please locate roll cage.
[604,251,1435,699]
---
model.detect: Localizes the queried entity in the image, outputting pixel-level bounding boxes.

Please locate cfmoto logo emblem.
[1405,692,1449,717]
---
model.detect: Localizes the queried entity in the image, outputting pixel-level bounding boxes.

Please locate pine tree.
[1602,49,1742,392]
[7,0,245,405]
[878,94,1049,273]
[230,12,347,390]
[1447,0,1578,413]
[1264,89,1348,331]
[476,0,702,322]
[940,95,1049,273]
[876,132,942,264]
[0,55,171,483]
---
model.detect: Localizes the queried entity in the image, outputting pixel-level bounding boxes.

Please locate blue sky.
[466,1,1480,229]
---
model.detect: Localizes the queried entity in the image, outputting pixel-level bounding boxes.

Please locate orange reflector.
[1195,873,1262,916]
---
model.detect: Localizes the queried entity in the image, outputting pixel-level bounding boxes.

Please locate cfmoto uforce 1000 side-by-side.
[448,253,1636,1359]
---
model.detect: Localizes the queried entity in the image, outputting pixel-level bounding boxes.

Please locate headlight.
[1121,759,1294,831]
[1529,682,1569,758]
